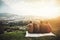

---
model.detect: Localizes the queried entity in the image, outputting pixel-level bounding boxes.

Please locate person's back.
[33,22,39,33]
[40,21,51,33]
[27,21,33,33]
[39,21,46,33]
[44,22,51,33]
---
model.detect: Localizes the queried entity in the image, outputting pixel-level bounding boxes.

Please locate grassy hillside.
[0,31,56,40]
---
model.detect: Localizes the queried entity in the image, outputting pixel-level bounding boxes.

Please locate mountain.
[0,13,14,17]
[0,13,18,20]
[0,13,33,21]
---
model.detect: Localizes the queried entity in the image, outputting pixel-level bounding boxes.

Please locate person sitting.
[40,21,51,33]
[27,21,33,33]
[33,22,40,33]
[27,20,52,33]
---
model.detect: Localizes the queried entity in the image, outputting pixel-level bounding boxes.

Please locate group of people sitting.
[27,20,52,33]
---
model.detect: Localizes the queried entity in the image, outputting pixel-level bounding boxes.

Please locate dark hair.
[40,21,43,24]
[29,21,32,23]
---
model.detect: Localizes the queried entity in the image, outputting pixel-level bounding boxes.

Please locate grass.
[0,31,57,40]
[0,31,26,40]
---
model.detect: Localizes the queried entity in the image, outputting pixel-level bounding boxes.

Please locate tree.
[0,21,4,34]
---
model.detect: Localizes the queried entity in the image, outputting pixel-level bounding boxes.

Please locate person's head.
[29,21,32,23]
[40,21,43,24]
[45,21,48,24]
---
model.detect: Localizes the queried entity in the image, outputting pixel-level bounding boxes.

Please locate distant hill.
[0,13,16,17]
[0,13,60,22]
[0,13,35,21]
[0,13,18,20]
[0,13,9,17]
[0,13,31,21]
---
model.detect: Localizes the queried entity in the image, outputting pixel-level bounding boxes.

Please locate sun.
[33,7,59,19]
[29,2,59,19]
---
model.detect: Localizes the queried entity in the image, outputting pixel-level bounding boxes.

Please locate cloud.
[0,0,60,18]
[0,0,14,13]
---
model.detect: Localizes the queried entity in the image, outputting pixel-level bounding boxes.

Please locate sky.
[0,0,60,18]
